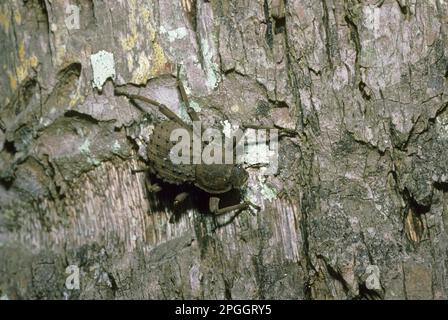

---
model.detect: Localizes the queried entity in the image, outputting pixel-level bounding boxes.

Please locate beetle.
[115,68,261,216]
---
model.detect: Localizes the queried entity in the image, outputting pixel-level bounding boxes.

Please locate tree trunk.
[1,0,448,299]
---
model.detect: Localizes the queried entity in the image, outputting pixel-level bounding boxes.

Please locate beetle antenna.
[131,169,146,174]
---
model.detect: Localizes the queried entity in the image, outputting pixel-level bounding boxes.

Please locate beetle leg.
[209,197,255,215]
[176,65,200,122]
[169,192,190,224]
[181,0,192,13]
[145,180,162,193]
[115,89,188,129]
[174,192,189,206]
[241,123,298,138]
[131,169,146,174]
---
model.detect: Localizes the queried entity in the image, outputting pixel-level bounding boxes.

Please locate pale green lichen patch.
[190,101,201,112]
[87,157,101,166]
[79,139,91,154]
[112,140,121,153]
[178,101,201,124]
[179,102,192,124]
[221,120,238,138]
[260,181,278,202]
[90,50,116,90]
[160,26,188,43]
[245,173,278,207]
[436,112,448,139]
[201,39,219,90]
[78,138,100,166]
[221,123,280,206]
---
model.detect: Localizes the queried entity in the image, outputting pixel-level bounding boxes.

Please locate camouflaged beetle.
[115,68,259,215]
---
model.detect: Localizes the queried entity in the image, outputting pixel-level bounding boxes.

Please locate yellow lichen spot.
[16,64,28,83]
[69,95,79,108]
[29,55,39,68]
[0,10,9,33]
[121,33,138,51]
[132,52,151,84]
[148,28,168,76]
[8,71,17,91]
[121,0,139,51]
[141,8,151,24]
[56,45,66,66]
[150,41,168,76]
[7,40,39,91]
[231,104,240,112]
[11,54,39,91]
[149,29,156,42]
[14,10,21,24]
[18,41,26,62]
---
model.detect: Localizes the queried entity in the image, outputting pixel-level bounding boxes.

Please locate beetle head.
[229,165,249,189]
[195,164,249,194]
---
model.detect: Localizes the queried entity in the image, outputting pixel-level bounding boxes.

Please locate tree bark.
[1,0,448,299]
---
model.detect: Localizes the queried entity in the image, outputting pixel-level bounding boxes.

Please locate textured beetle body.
[148,120,195,185]
[148,120,247,194]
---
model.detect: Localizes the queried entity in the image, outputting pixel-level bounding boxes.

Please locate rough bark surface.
[1,0,448,300]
